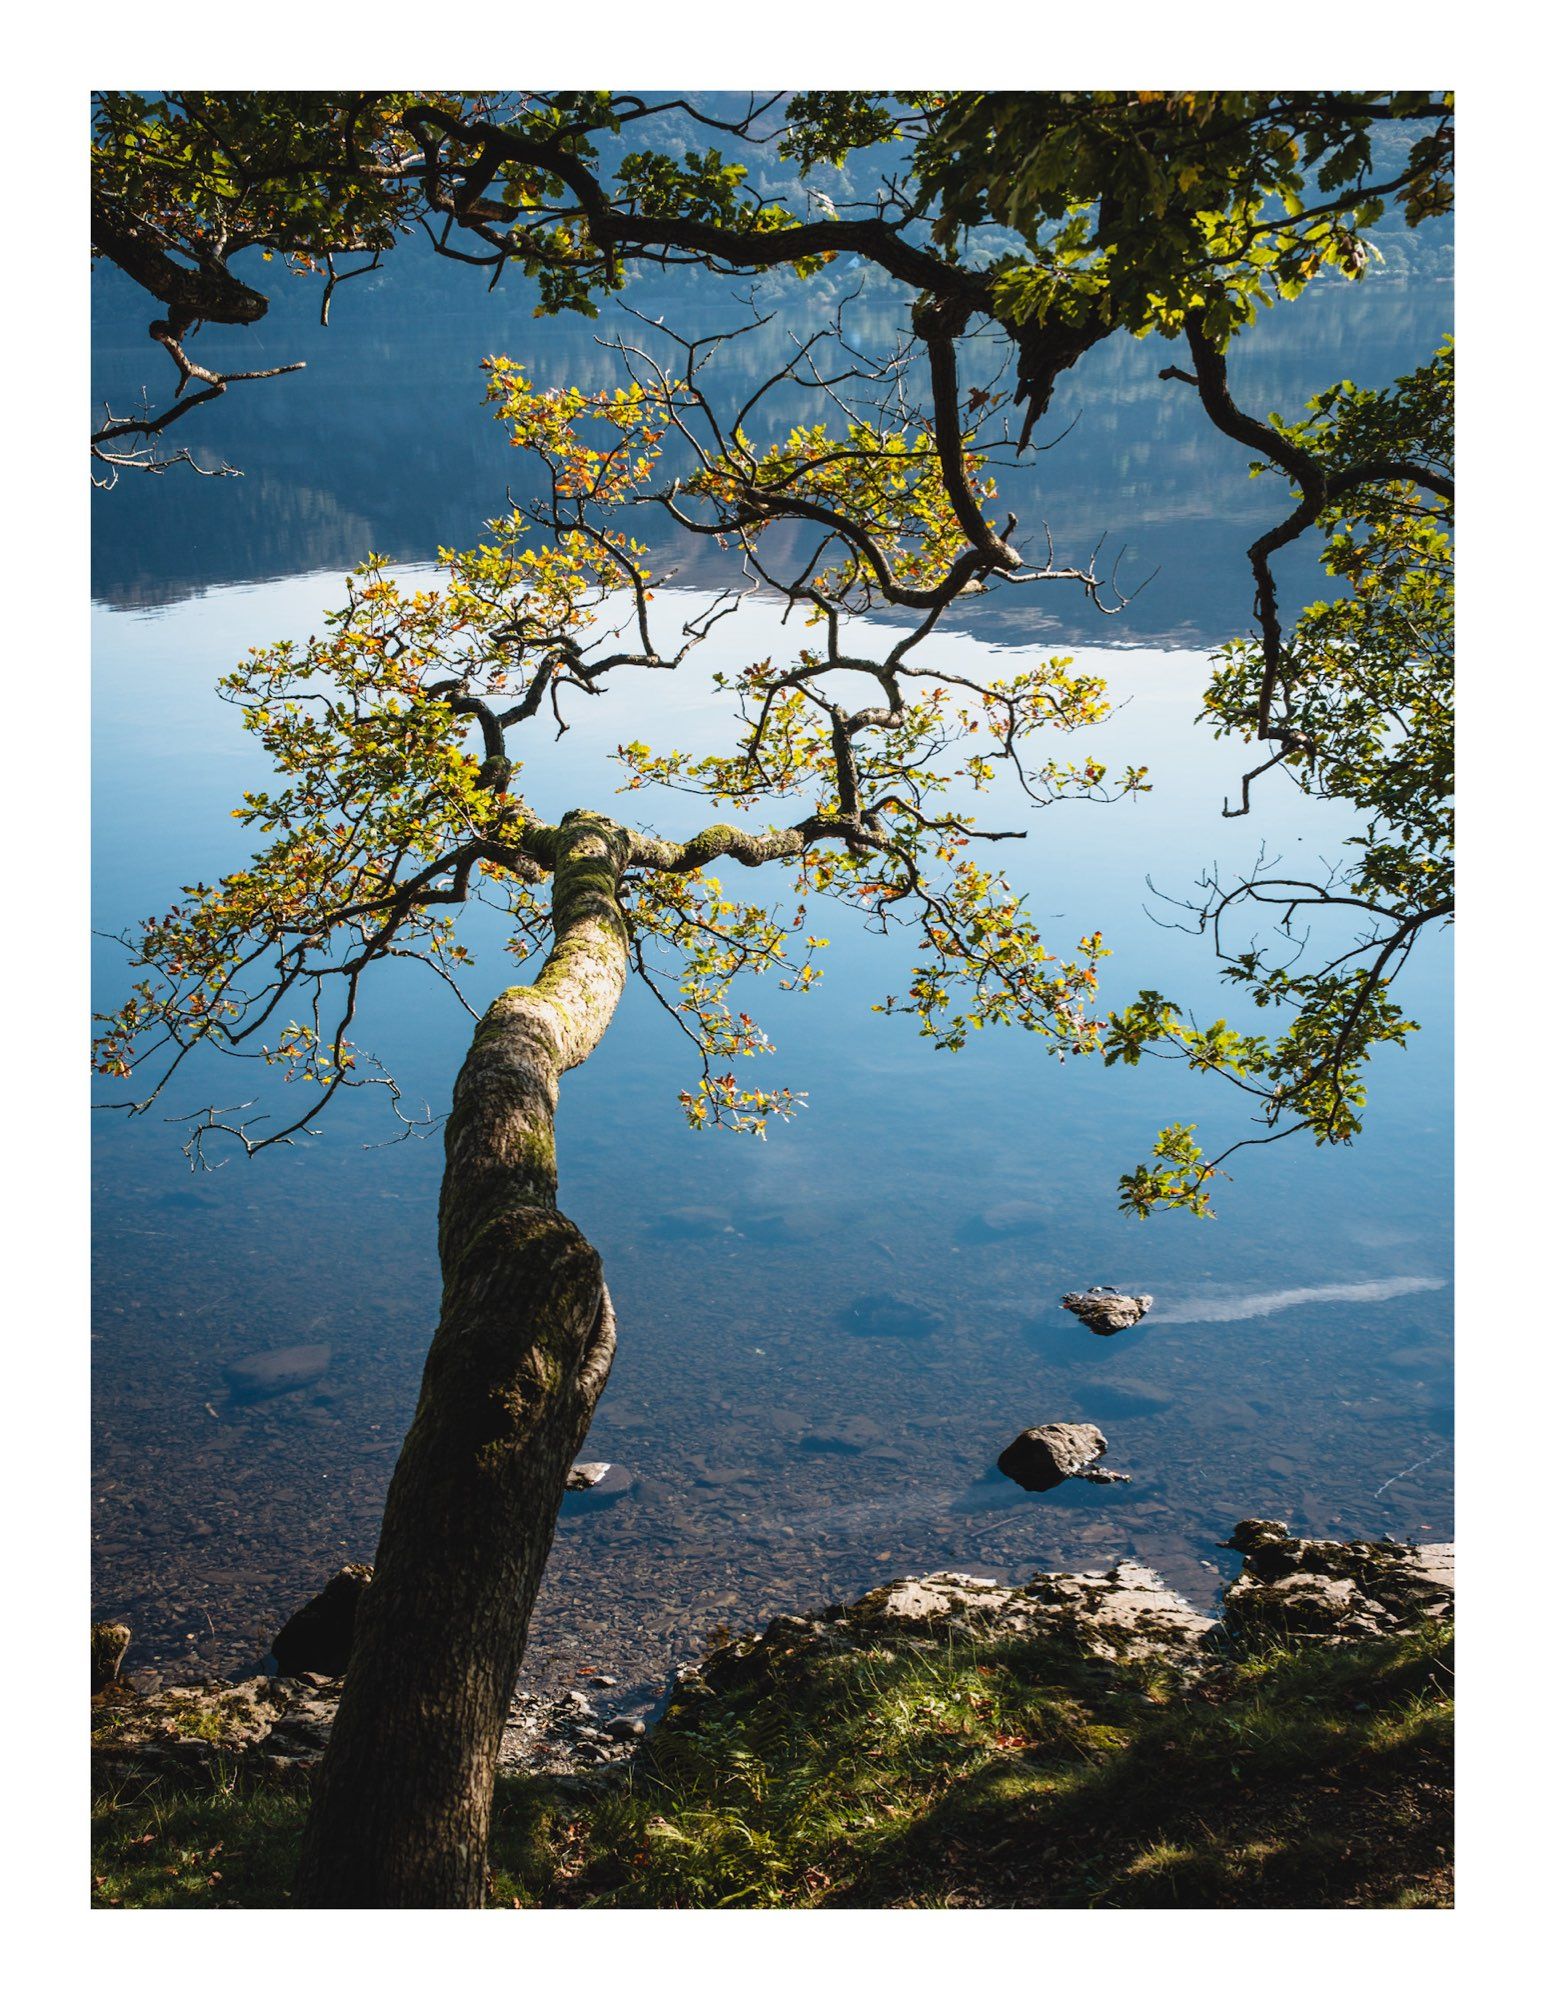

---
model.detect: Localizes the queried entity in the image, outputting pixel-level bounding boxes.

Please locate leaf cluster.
[96,349,1135,1158]
[912,90,1453,342]
[1110,343,1453,1214]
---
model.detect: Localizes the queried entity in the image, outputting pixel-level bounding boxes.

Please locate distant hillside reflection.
[92,246,1451,647]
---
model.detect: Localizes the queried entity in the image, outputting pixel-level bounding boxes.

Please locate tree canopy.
[89,82,1457,1907]
[91,89,1452,468]
[93,322,1142,1155]
[1109,337,1453,1211]
[92,87,1455,1214]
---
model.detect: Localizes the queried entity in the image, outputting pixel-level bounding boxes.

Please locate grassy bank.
[92,1617,1452,1909]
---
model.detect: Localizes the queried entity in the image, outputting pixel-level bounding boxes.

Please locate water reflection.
[92,232,1454,1692]
[93,571,1452,1695]
[92,241,1452,649]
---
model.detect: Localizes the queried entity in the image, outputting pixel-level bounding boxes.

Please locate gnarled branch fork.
[1161,316,1453,782]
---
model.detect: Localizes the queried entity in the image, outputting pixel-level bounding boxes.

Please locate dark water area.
[92,233,1451,647]
[91,247,1454,1700]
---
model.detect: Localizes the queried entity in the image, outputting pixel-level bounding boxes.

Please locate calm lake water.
[92,246,1453,1700]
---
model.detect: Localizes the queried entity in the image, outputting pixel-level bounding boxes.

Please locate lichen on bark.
[294,812,629,1908]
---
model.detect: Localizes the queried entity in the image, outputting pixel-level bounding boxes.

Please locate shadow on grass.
[92,1761,309,1908]
[91,1625,1452,1909]
[520,1624,1452,1910]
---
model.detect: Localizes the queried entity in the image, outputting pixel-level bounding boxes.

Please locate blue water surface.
[92,253,1453,1694]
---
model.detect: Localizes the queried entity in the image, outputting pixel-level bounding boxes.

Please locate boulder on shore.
[673,1561,1219,1709]
[998,1421,1108,1492]
[271,1564,372,1676]
[1222,1520,1455,1643]
[1062,1289,1153,1336]
[89,1522,1454,1796]
[91,1621,131,1694]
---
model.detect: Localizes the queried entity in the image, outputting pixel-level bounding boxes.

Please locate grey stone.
[95,1663,643,1786]
[91,1520,1456,1794]
[680,1563,1217,1701]
[563,1462,635,1507]
[800,1414,882,1455]
[650,1205,734,1240]
[92,1676,288,1766]
[1061,1289,1154,1337]
[690,1461,757,1488]
[955,1199,1046,1244]
[1222,1520,1455,1643]
[1229,1518,1292,1554]
[760,1614,816,1648]
[844,1292,946,1339]
[997,1422,1108,1492]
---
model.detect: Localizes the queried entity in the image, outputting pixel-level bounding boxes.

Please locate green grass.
[92,1762,309,1908]
[92,1623,1453,1909]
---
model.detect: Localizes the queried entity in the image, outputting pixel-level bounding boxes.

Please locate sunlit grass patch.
[92,1620,1453,1909]
[538,1622,1453,1909]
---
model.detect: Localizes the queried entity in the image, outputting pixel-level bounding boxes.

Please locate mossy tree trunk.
[294,814,631,1908]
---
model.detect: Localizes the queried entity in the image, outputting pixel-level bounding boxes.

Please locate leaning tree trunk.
[294,814,631,1907]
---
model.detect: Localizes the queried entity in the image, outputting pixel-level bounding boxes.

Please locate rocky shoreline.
[91,1519,1454,1791]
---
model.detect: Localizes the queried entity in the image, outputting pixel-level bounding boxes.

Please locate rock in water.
[1062,1288,1153,1336]
[562,1462,635,1510]
[998,1422,1108,1492]
[651,1205,734,1241]
[271,1564,372,1675]
[91,1621,131,1693]
[844,1292,946,1339]
[223,1343,332,1398]
[800,1414,882,1455]
[954,1198,1045,1245]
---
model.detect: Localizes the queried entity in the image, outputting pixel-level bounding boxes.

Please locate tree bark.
[293,812,631,1907]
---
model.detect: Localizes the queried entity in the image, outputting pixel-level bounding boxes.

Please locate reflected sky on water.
[92,253,1453,1696]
